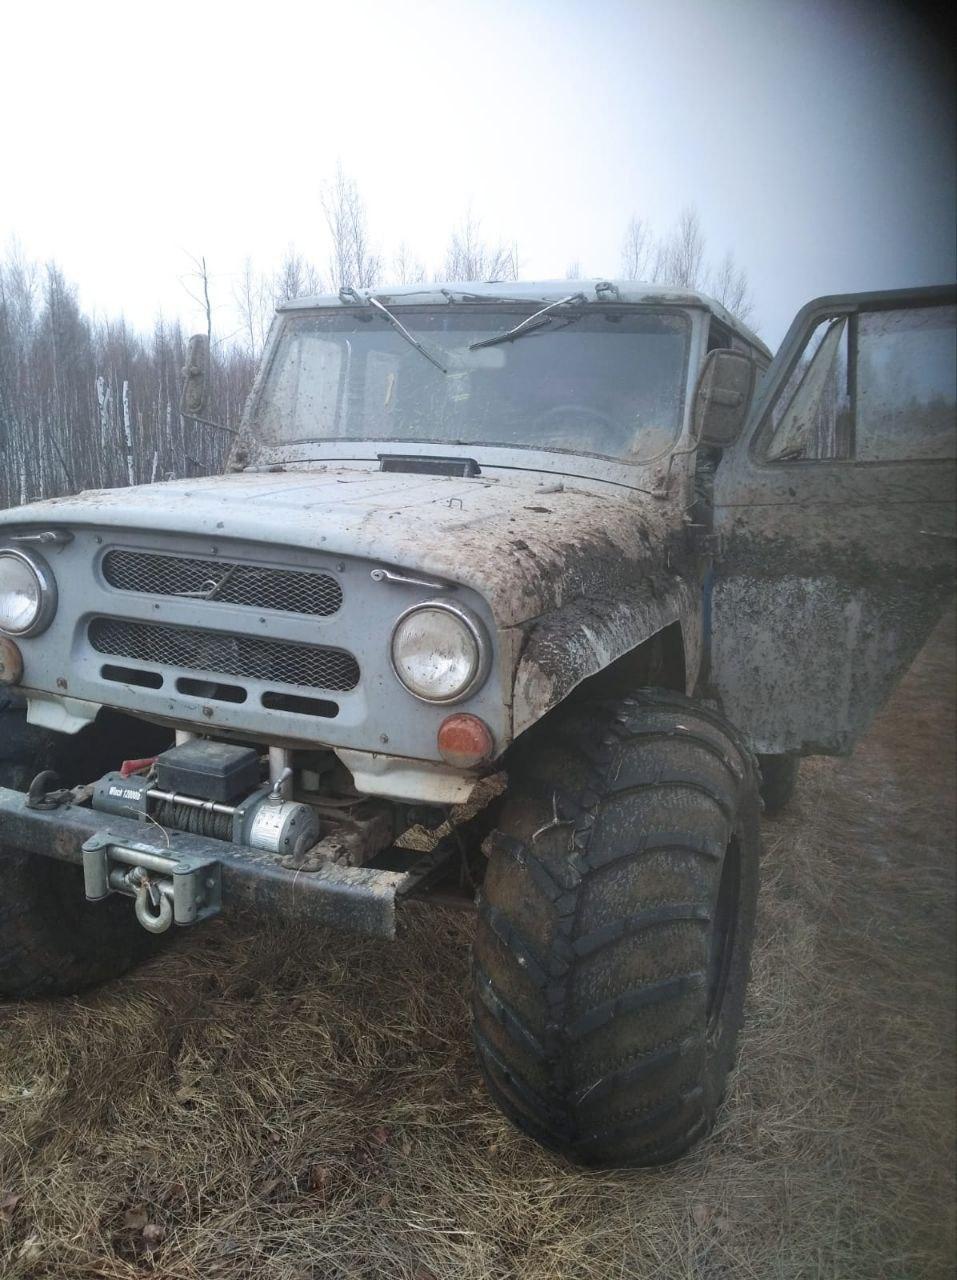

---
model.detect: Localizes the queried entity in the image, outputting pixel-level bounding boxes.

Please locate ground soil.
[1,614,954,1279]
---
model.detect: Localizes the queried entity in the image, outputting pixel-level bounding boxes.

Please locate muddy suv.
[1,280,954,1167]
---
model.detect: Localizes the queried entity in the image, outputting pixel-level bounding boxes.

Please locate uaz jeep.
[1,280,954,1167]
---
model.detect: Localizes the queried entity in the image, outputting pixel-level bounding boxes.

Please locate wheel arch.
[510,583,699,740]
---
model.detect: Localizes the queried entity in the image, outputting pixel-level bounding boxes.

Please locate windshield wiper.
[468,292,587,351]
[365,294,447,373]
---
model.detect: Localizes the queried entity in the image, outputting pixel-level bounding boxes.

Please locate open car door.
[710,283,956,755]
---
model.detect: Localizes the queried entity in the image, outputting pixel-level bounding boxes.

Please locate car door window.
[765,318,851,461]
[856,306,956,461]
[762,304,955,464]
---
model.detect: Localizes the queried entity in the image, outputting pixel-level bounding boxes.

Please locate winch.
[90,740,320,858]
[76,739,408,933]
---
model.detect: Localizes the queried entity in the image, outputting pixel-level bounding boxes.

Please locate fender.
[510,577,700,738]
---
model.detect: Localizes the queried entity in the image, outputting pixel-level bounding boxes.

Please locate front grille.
[102,549,342,616]
[89,618,360,692]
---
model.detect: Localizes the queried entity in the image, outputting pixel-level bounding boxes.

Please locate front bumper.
[0,787,443,938]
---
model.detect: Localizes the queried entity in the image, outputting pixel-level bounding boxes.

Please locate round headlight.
[391,601,490,703]
[0,549,57,637]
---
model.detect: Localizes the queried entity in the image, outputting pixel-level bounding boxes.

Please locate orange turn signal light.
[437,713,494,768]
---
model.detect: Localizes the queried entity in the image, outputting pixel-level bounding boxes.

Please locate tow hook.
[27,771,95,811]
[81,833,222,932]
[129,867,174,934]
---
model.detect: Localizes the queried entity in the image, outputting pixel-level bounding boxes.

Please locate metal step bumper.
[0,787,444,938]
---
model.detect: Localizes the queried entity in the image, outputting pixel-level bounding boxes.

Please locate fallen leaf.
[142,1222,166,1250]
[691,1203,711,1229]
[123,1205,149,1231]
[0,1191,20,1221]
[18,1235,42,1262]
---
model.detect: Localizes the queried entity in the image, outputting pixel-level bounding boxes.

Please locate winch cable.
[150,798,235,842]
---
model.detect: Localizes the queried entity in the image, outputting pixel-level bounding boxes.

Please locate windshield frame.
[239,303,707,488]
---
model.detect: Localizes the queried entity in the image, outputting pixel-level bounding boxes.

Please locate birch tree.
[707,249,755,324]
[619,205,756,326]
[661,206,707,289]
[442,212,518,282]
[235,257,270,359]
[391,242,427,285]
[274,246,323,303]
[321,164,381,291]
[621,217,655,281]
[0,247,255,510]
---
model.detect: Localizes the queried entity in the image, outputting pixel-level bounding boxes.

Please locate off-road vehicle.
[1,279,953,1167]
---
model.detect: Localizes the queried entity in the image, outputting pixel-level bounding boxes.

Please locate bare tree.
[565,260,583,279]
[0,245,259,510]
[621,216,656,281]
[660,205,707,289]
[618,206,756,325]
[391,242,427,285]
[180,252,215,358]
[274,246,323,304]
[442,212,518,282]
[708,249,755,324]
[321,163,381,291]
[234,257,270,359]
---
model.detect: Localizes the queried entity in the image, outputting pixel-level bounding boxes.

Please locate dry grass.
[1,616,955,1280]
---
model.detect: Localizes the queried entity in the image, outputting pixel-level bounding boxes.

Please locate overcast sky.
[2,0,953,347]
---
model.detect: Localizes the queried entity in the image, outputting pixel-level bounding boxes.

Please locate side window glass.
[761,302,956,464]
[856,306,956,461]
[707,320,733,352]
[766,318,851,461]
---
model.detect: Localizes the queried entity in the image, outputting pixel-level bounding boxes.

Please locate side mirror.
[180,334,210,418]
[694,349,756,447]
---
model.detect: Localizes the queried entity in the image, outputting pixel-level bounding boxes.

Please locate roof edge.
[276,279,770,356]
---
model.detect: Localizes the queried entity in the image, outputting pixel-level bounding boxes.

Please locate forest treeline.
[0,168,755,509]
[0,252,255,510]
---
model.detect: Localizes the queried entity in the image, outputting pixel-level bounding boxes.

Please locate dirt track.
[1,615,954,1279]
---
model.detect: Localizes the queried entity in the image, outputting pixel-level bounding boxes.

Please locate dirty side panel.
[711,463,956,756]
[711,286,956,757]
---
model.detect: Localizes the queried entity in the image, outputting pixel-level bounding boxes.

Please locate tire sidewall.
[701,787,761,1121]
[472,689,763,1167]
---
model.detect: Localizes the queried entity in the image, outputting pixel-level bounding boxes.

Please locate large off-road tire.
[0,846,167,998]
[0,691,57,791]
[472,690,761,1168]
[756,753,800,815]
[0,699,167,998]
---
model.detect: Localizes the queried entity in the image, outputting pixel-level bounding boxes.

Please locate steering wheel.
[533,404,633,454]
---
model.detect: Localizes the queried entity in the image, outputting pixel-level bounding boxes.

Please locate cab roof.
[277,278,771,358]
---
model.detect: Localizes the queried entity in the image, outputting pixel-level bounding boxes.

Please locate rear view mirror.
[694,349,756,447]
[180,334,210,418]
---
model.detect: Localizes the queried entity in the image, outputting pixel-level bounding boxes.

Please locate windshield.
[252,306,690,463]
